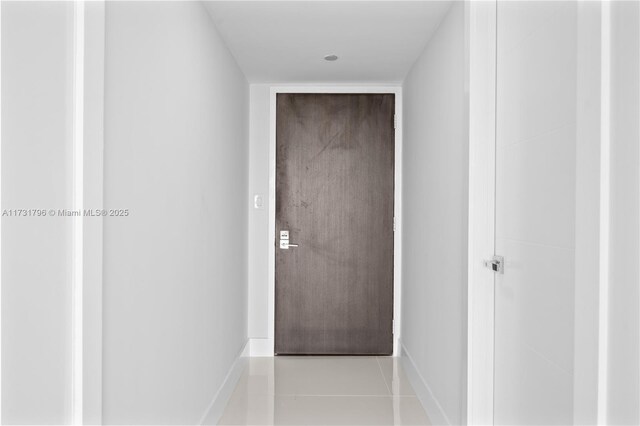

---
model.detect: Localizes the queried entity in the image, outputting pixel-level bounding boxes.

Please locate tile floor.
[217,356,431,425]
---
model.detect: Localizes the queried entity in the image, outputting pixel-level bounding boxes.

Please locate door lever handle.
[484,255,504,274]
[279,241,299,249]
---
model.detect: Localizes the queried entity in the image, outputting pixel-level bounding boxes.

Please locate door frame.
[266,86,402,356]
[465,1,497,424]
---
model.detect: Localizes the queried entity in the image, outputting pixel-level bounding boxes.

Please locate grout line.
[375,357,392,396]
[289,394,418,398]
[237,393,417,398]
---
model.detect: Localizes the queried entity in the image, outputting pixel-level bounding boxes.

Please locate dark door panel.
[275,93,395,355]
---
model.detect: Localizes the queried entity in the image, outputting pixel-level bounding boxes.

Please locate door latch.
[484,255,504,274]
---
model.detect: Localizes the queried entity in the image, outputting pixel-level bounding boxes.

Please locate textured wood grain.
[275,94,395,355]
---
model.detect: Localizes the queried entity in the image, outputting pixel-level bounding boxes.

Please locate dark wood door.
[275,93,395,355]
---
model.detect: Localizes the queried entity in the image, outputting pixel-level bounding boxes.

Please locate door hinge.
[392,319,395,335]
[393,217,396,232]
[484,255,504,274]
[394,114,397,129]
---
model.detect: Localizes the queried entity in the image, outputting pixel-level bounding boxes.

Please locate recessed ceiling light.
[324,54,338,62]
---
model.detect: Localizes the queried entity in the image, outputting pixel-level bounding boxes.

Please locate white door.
[494,1,579,423]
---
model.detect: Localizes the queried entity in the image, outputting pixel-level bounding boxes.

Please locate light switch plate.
[254,194,264,209]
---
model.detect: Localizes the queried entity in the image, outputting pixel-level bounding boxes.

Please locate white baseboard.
[249,338,274,356]
[241,340,251,358]
[401,343,451,425]
[199,340,249,425]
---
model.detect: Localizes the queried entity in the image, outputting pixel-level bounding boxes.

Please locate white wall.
[573,2,602,423]
[83,2,106,423]
[102,2,249,423]
[248,85,271,340]
[400,2,467,425]
[607,1,640,423]
[1,2,74,423]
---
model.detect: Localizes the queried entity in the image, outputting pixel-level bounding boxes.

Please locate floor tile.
[376,357,418,396]
[273,356,390,396]
[218,394,431,425]
[218,356,430,425]
[232,357,275,396]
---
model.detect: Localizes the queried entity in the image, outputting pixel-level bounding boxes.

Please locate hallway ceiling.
[204,1,452,83]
